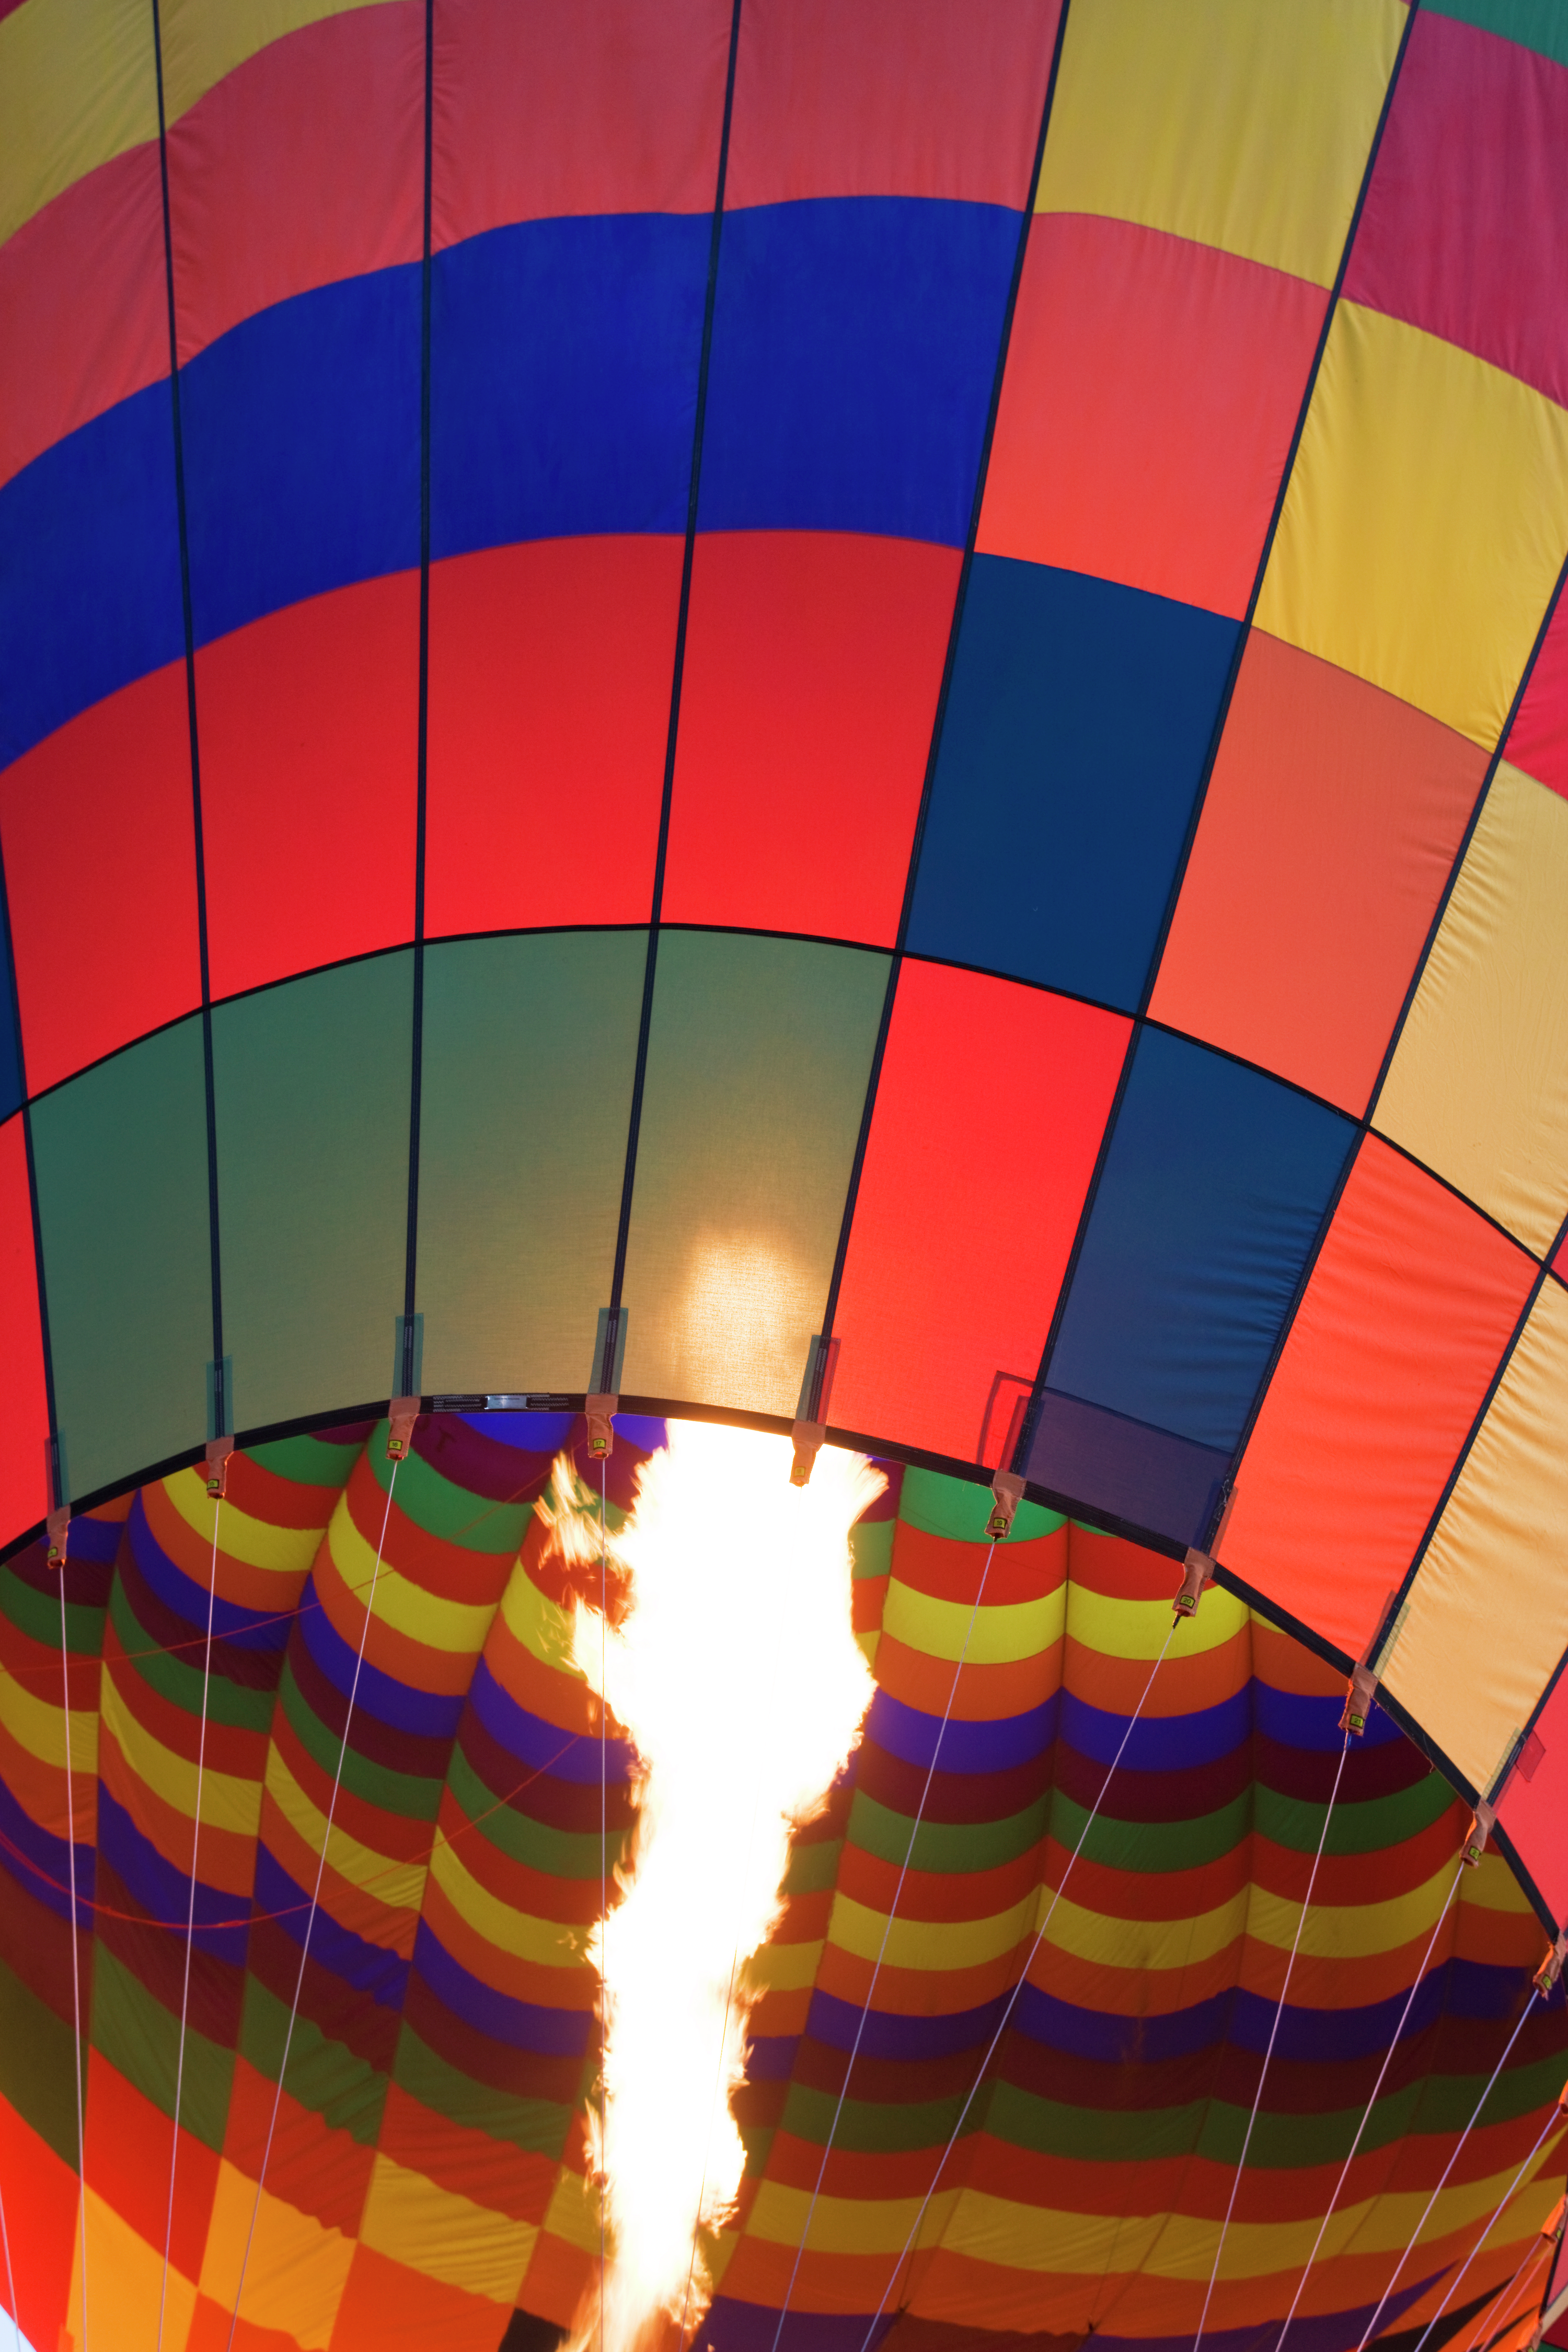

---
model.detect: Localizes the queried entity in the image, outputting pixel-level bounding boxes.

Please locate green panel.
[417,931,647,1393]
[32,1018,210,1499]
[1427,0,1568,68]
[0,1948,82,2166]
[900,1467,1064,1542]
[247,1431,364,1487]
[848,1788,1052,1875]
[91,1944,234,2153]
[240,1977,387,2143]
[393,2025,577,2158]
[620,932,890,1416]
[213,955,412,1432]
[849,1518,894,1579]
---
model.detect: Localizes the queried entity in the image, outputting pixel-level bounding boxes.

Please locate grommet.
[205,1435,234,1500]
[1534,1932,1568,1999]
[986,1469,1024,1542]
[790,1421,825,1487]
[45,1506,69,1570]
[1340,1662,1379,1738]
[1461,1797,1496,1869]
[1173,1547,1214,1625]
[585,1395,618,1460]
[387,1396,420,1461]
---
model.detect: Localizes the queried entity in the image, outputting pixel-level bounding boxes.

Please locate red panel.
[0,145,167,492]
[662,532,959,944]
[198,571,420,1001]
[831,960,1129,1462]
[725,0,1059,209]
[424,536,681,937]
[0,1117,48,1547]
[979,214,1325,621]
[168,4,424,366]
[0,661,202,1091]
[1344,9,1568,409]
[432,0,732,247]
[0,2092,77,2350]
[1507,587,1568,805]
[1149,631,1488,1115]
[1498,1664,1568,1930]
[1225,1135,1537,1665]
[83,2049,218,2284]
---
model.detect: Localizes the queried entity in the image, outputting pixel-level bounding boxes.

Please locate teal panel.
[417,931,645,1393]
[1426,0,1568,69]
[212,954,412,1432]
[620,931,889,1416]
[31,1017,210,1498]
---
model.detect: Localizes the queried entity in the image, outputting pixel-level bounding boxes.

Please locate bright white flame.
[548,1421,881,2352]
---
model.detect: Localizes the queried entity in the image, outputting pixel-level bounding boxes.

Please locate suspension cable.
[155,1485,223,2352]
[1193,1733,1352,2352]
[1273,1863,1468,2352]
[1406,2091,1568,2352]
[856,1615,1181,2352]
[59,1540,89,2350]
[224,1452,401,2349]
[768,1536,1004,2352]
[1352,1990,1542,2352]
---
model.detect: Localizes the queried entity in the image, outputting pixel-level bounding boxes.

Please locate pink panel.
[1498,1665,1568,1929]
[433,0,732,247]
[0,1117,49,1547]
[0,144,167,492]
[168,4,424,366]
[1345,8,1568,410]
[725,0,1059,210]
[1507,587,1568,806]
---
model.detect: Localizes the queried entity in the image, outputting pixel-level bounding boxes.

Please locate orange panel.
[198,571,420,1002]
[84,2048,218,2286]
[1225,1134,1536,1664]
[978,213,1325,620]
[0,1115,48,1539]
[1150,631,1488,1114]
[424,536,682,938]
[662,532,960,944]
[831,959,1129,1462]
[331,2241,511,2350]
[0,659,202,1092]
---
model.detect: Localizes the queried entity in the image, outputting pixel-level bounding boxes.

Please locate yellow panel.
[360,2151,533,2303]
[0,0,157,253]
[67,2188,197,2352]
[428,1836,589,1972]
[166,1466,328,1576]
[159,0,394,128]
[1034,0,1402,286]
[1067,1581,1247,1662]
[199,2159,353,2349]
[1374,766,1568,1254]
[1255,306,1568,748]
[103,1668,262,1836]
[1380,1279,1568,1799]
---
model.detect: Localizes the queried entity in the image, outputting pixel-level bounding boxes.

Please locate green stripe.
[1039,1787,1251,1875]
[447,1744,627,1877]
[784,1835,844,1896]
[1,1560,104,1655]
[247,1433,364,1488]
[847,1788,1050,1875]
[278,1662,443,1821]
[364,1428,532,1555]
[1256,1769,1455,1857]
[91,1943,234,2154]
[241,1975,387,2144]
[109,1573,274,1732]
[393,2023,580,2158]
[0,1947,82,2167]
[899,1467,1063,1543]
[850,1519,894,1581]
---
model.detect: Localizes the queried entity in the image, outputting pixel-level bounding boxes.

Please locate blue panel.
[182,264,422,646]
[1046,1029,1355,1451]
[0,381,183,767]
[432,213,708,555]
[698,197,1018,545]
[1024,1388,1230,1549]
[908,558,1240,1009]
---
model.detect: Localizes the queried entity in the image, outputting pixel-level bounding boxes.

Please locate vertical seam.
[810,0,1076,1401]
[151,0,225,1432]
[1013,0,1425,1481]
[402,0,436,1389]
[0,850,59,1505]
[605,0,745,1320]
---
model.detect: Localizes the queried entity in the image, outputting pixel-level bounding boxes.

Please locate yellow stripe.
[499,1559,581,1676]
[543,2166,601,2256]
[428,1836,590,1971]
[102,1671,260,1837]
[264,1745,422,1911]
[164,1468,327,1577]
[742,1937,822,1997]
[746,2177,959,2256]
[360,2151,533,2304]
[0,0,158,254]
[324,1499,500,1657]
[1067,1582,1248,1659]
[828,1888,1036,1974]
[1244,1854,1456,1962]
[0,1654,98,1778]
[880,1581,1066,1666]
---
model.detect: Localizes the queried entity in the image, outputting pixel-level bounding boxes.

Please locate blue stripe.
[863,1686,1057,1774]
[297,1575,464,1739]
[255,1842,409,2005]
[128,1494,292,1652]
[1060,1685,1251,1773]
[0,1768,94,1919]
[468,1655,635,1785]
[97,1785,247,1962]
[412,1917,596,2056]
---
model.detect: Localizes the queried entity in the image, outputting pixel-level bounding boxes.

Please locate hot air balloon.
[1,0,1566,2348]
